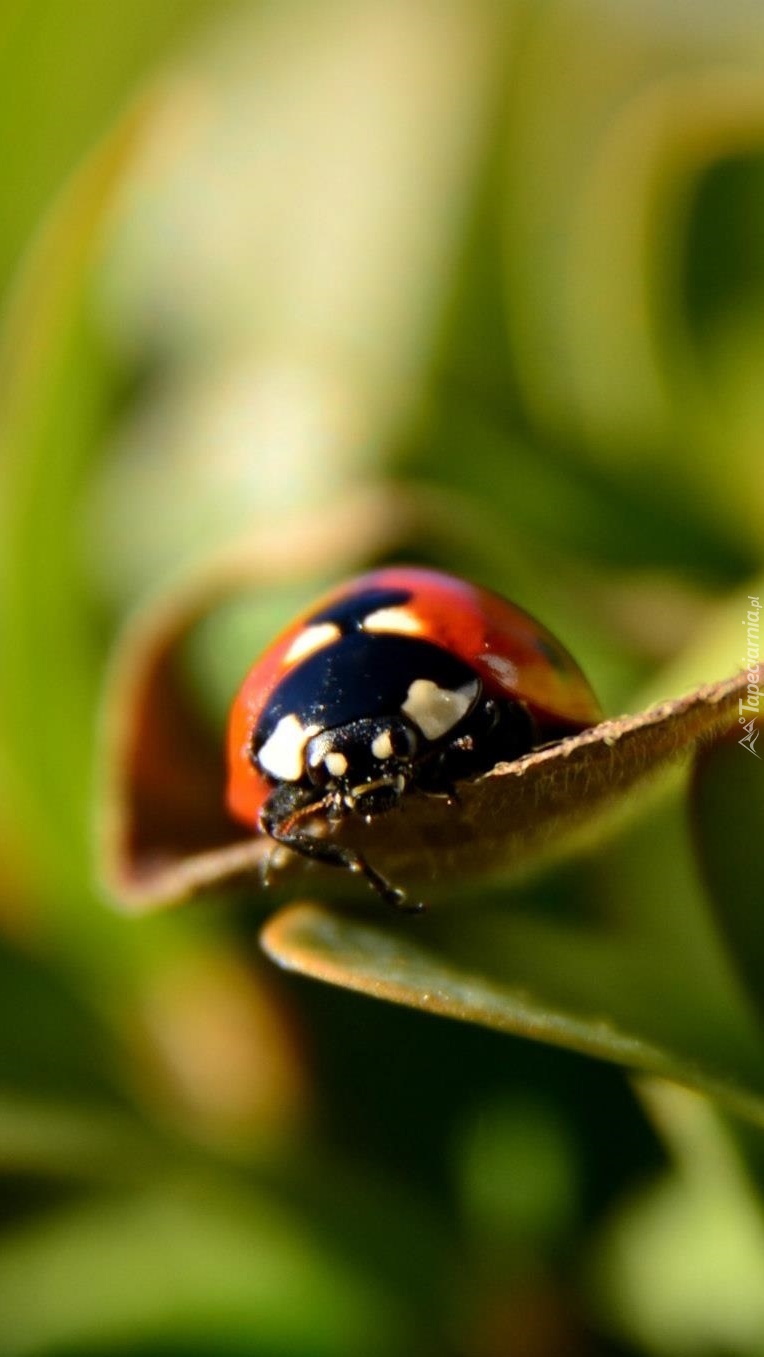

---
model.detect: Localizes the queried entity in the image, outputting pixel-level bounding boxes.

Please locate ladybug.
[227,566,602,909]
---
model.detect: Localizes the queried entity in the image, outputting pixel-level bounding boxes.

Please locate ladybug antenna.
[259,784,421,913]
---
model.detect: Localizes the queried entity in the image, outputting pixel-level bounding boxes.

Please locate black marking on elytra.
[254,631,477,754]
[308,586,411,633]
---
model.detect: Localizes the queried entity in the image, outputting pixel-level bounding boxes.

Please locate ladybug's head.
[304,716,419,816]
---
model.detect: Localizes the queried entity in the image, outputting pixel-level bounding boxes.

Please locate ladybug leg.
[259,784,421,913]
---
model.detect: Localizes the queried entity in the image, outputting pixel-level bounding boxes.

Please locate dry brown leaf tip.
[100,654,748,914]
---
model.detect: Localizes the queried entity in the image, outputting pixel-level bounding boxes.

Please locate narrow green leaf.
[0,99,152,904]
[261,893,764,1128]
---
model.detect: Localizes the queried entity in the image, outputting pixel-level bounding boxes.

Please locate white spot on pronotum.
[363,607,423,636]
[483,653,519,687]
[284,622,341,664]
[371,729,394,760]
[324,751,348,778]
[257,715,318,781]
[402,678,479,741]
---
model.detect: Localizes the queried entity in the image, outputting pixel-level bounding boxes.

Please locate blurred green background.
[1,2,764,1354]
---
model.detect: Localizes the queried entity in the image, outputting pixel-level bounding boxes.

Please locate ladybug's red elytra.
[227,566,602,910]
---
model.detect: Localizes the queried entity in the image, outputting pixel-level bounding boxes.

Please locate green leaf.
[589,1081,764,1355]
[259,744,764,1127]
[0,99,151,905]
[502,4,764,554]
[89,1,501,605]
[0,0,235,299]
[260,875,764,1128]
[693,726,764,1022]
[0,1182,415,1357]
[0,1095,159,1184]
[0,94,194,984]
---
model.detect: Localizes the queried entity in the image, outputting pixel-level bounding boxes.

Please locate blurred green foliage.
[1,2,764,1355]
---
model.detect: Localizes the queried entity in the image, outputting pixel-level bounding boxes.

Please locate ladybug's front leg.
[259,783,420,913]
